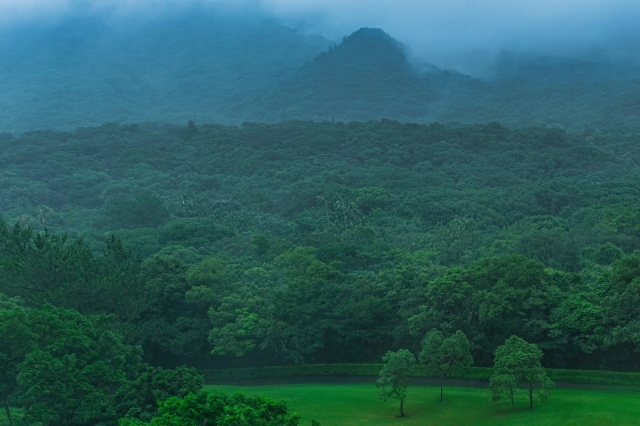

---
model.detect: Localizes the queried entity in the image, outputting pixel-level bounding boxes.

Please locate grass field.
[205,383,640,426]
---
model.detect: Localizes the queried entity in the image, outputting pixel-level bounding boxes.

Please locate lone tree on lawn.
[490,335,554,409]
[419,329,473,402]
[377,349,416,417]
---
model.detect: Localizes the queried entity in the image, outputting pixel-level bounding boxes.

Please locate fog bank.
[2,0,639,73]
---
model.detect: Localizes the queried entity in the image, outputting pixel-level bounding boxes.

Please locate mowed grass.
[205,383,640,426]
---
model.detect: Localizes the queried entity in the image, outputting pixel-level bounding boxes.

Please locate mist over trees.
[0,11,639,133]
[1,5,640,423]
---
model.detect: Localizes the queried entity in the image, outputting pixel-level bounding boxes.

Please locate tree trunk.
[440,372,444,402]
[4,400,12,426]
[529,379,533,409]
[400,399,405,417]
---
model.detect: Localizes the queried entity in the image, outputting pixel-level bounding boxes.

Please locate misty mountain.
[251,28,434,121]
[253,28,640,129]
[474,54,640,129]
[1,10,639,132]
[0,10,331,132]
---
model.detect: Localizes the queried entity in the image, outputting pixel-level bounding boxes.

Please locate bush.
[118,390,301,426]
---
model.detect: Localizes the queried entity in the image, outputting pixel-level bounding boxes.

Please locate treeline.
[1,217,639,371]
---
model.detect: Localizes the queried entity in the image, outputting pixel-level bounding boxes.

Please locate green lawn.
[205,383,640,426]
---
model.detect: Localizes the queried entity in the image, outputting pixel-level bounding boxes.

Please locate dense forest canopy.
[1,120,640,372]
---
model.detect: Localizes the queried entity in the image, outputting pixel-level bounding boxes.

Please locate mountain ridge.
[0,12,639,132]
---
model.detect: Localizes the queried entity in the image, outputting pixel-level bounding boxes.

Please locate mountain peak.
[254,27,432,121]
[343,27,397,45]
[313,27,408,70]
[341,27,403,52]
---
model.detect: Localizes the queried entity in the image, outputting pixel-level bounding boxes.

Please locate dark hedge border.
[199,364,640,389]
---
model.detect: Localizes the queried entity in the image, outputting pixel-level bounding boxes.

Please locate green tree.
[376,349,416,417]
[596,256,640,369]
[133,256,212,361]
[113,366,204,422]
[0,293,23,311]
[0,303,33,425]
[489,373,518,404]
[251,234,270,256]
[208,306,265,357]
[183,120,199,140]
[271,247,346,363]
[409,255,560,367]
[408,269,473,340]
[545,292,602,369]
[0,305,141,426]
[0,222,144,325]
[419,329,473,402]
[595,242,623,265]
[490,336,553,409]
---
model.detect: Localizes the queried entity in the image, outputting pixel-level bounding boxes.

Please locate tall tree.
[490,336,553,409]
[113,366,204,422]
[0,221,143,324]
[0,303,33,426]
[419,329,473,402]
[0,304,142,426]
[376,349,416,417]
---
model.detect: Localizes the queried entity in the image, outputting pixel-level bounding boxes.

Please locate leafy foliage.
[118,390,303,426]
[0,304,207,426]
[490,336,554,408]
[102,193,170,229]
[0,305,142,426]
[1,119,640,370]
[376,349,416,417]
[419,330,473,401]
[113,366,204,422]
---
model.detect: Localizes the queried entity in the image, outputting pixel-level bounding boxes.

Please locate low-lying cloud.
[2,0,639,73]
[262,0,640,72]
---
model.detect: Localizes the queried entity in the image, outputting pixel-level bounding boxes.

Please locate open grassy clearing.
[206,383,640,426]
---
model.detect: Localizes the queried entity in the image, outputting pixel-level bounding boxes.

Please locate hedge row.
[545,369,640,387]
[199,364,640,388]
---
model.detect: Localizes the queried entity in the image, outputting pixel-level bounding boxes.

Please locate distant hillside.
[471,55,640,129]
[0,10,331,132]
[251,28,640,129]
[1,11,639,132]
[251,28,433,121]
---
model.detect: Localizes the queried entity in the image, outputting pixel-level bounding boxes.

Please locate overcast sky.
[1,0,639,72]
